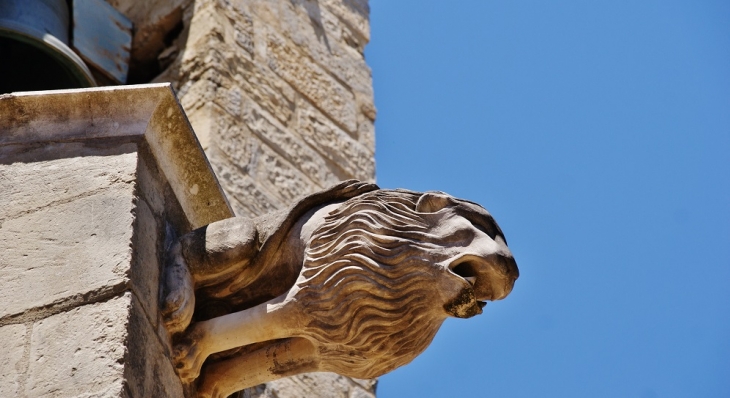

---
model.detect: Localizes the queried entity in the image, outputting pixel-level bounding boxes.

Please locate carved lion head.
[291,189,519,378]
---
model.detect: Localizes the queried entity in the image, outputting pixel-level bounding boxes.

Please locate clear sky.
[365,1,730,397]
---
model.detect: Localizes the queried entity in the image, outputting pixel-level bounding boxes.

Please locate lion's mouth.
[460,276,488,308]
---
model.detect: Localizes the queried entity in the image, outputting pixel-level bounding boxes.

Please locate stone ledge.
[0,83,234,229]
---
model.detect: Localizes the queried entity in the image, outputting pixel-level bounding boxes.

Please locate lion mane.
[293,189,465,378]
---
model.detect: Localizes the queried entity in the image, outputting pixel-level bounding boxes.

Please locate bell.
[0,0,96,94]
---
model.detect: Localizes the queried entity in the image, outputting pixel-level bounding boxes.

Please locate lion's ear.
[415,192,453,213]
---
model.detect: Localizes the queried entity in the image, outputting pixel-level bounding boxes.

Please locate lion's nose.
[487,255,518,300]
[451,254,518,301]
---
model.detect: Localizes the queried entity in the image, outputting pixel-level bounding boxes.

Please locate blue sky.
[365,1,730,397]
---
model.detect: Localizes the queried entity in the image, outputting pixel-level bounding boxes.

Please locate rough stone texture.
[18,287,184,397]
[247,374,376,398]
[0,324,27,397]
[0,144,187,397]
[154,0,377,197]
[131,197,161,327]
[266,33,358,133]
[0,145,209,397]
[126,293,185,398]
[0,152,137,320]
[295,100,375,181]
[25,294,131,397]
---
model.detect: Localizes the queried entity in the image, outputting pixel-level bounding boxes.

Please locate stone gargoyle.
[161,180,519,397]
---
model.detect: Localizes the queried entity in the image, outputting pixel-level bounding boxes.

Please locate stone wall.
[152,0,378,396]
[165,0,376,217]
[0,149,141,397]
[0,145,190,397]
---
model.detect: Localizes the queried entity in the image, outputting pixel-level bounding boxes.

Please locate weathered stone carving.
[161,180,519,397]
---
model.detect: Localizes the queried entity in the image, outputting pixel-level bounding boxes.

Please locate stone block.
[0,324,27,397]
[356,90,377,122]
[131,198,162,326]
[125,293,184,398]
[180,51,295,127]
[25,294,132,397]
[210,155,283,217]
[181,3,227,65]
[239,99,338,187]
[248,139,320,203]
[232,59,297,125]
[0,153,137,320]
[296,102,375,182]
[251,372,375,398]
[179,75,220,116]
[209,105,258,171]
[136,148,167,216]
[234,17,255,56]
[357,112,376,154]
[262,1,375,118]
[208,106,323,206]
[0,151,137,221]
[321,0,370,43]
[267,34,357,133]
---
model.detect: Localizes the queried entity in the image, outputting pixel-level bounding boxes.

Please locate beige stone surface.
[320,0,371,43]
[131,198,161,325]
[296,101,375,181]
[0,153,137,320]
[25,293,131,397]
[0,324,27,397]
[142,90,235,229]
[239,99,339,187]
[125,293,184,398]
[250,373,376,398]
[136,150,167,216]
[257,0,375,120]
[0,150,137,219]
[156,0,376,195]
[266,34,358,134]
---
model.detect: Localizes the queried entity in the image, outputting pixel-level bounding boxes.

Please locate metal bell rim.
[0,17,96,89]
